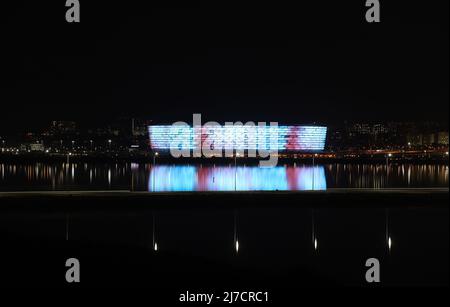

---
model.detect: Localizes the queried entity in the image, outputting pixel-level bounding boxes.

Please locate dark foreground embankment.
[0,189,448,291]
[0,189,448,212]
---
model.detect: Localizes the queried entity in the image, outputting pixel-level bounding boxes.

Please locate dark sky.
[1,1,448,132]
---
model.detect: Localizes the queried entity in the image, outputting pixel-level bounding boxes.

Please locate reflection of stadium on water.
[148,165,327,192]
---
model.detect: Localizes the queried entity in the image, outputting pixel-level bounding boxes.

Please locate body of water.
[1,204,448,287]
[0,163,448,287]
[0,163,448,191]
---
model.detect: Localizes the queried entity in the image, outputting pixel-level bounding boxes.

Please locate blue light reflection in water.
[148,165,327,192]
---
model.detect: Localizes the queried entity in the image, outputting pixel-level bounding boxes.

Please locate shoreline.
[0,154,448,165]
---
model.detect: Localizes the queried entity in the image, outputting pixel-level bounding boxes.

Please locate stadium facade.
[148,124,327,154]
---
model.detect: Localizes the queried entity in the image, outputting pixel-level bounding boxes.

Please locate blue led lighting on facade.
[149,125,327,152]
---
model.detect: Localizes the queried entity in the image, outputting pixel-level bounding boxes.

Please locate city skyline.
[1,118,448,157]
[0,117,448,134]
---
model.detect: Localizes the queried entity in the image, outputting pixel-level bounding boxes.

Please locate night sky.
[1,1,448,132]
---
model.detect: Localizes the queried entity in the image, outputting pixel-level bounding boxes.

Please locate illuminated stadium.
[148,124,327,154]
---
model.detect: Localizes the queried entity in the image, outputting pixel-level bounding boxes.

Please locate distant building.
[132,118,153,137]
[49,121,77,135]
[422,133,436,146]
[30,143,45,152]
[349,123,371,135]
[406,134,423,146]
[373,123,388,135]
[437,132,449,145]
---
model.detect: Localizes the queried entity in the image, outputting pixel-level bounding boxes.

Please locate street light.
[234,153,240,191]
[108,139,112,151]
[312,153,318,190]
[386,153,393,185]
[386,153,392,168]
[153,151,159,166]
[152,152,159,192]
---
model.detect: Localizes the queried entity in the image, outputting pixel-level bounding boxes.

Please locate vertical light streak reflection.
[152,212,158,252]
[386,209,392,254]
[234,210,239,254]
[312,209,318,253]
